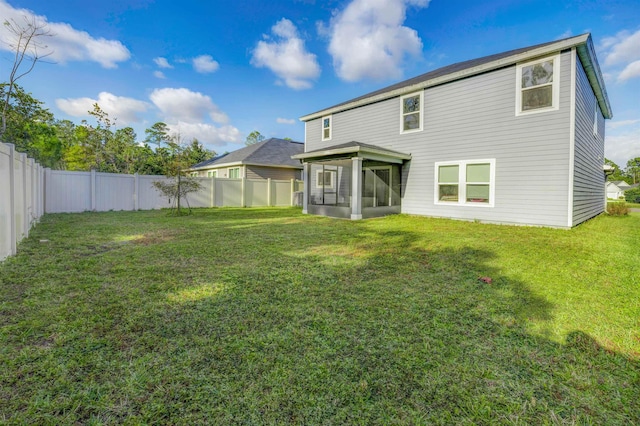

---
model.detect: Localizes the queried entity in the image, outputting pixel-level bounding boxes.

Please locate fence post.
[7,144,16,257]
[210,176,215,207]
[22,156,30,237]
[134,173,139,210]
[267,178,272,207]
[290,179,295,206]
[90,169,96,211]
[44,168,51,214]
[241,177,246,208]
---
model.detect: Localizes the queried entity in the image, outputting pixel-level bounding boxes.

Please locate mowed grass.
[1,208,638,424]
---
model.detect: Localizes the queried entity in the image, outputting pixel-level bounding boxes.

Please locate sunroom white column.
[351,157,363,220]
[302,162,309,214]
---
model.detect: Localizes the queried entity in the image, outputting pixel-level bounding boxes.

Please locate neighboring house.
[293,33,612,228]
[611,180,631,190]
[606,181,626,200]
[189,138,304,180]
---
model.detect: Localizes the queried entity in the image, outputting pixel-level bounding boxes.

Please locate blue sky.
[0,0,639,165]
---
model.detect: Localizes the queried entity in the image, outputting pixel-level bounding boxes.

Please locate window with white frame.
[435,159,495,207]
[228,167,241,179]
[207,170,217,178]
[400,92,423,133]
[322,115,332,141]
[516,55,559,115]
[315,169,335,189]
[190,172,199,177]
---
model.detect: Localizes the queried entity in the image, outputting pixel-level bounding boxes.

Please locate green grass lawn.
[1,208,639,424]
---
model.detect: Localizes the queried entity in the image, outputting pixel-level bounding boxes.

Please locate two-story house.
[293,34,612,228]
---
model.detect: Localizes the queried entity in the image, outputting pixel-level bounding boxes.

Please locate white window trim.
[321,115,332,141]
[207,170,217,178]
[434,159,496,208]
[400,91,423,134]
[515,54,560,116]
[228,167,241,179]
[315,169,335,189]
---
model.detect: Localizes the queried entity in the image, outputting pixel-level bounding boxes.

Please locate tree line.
[1,83,214,175]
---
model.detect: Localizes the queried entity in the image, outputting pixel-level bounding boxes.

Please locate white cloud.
[618,60,640,82]
[153,70,166,79]
[600,29,640,82]
[555,29,573,40]
[149,88,229,124]
[154,57,173,69]
[325,0,429,82]
[606,131,640,166]
[193,55,220,73]
[149,88,241,146]
[55,92,150,124]
[609,119,640,129]
[277,117,296,124]
[167,122,241,147]
[251,18,320,89]
[0,0,130,68]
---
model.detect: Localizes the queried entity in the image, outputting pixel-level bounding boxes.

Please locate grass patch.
[1,208,639,424]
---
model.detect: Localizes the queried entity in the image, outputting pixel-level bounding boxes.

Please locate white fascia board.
[292,146,411,162]
[189,161,243,171]
[300,34,591,122]
[576,39,613,119]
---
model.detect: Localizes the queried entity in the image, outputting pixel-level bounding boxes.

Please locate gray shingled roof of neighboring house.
[190,138,304,170]
[301,33,611,121]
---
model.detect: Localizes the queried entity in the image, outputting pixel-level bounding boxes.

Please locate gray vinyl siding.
[306,51,573,227]
[245,165,301,181]
[572,57,605,225]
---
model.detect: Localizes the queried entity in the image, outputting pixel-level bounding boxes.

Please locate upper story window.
[322,115,332,141]
[228,167,241,179]
[400,91,423,133]
[435,159,495,207]
[516,54,560,115]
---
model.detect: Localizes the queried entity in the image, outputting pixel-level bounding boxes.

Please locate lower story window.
[207,170,217,178]
[435,159,495,207]
[228,167,241,179]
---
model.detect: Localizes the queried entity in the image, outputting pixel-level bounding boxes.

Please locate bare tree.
[1,15,52,137]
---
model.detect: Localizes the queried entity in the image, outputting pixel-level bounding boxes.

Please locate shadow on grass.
[1,210,638,424]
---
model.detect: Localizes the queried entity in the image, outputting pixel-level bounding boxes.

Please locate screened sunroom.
[292,142,411,220]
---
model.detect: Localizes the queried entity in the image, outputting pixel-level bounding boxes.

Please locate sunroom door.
[363,167,391,207]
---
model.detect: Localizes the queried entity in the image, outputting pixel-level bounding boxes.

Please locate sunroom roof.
[292,141,411,164]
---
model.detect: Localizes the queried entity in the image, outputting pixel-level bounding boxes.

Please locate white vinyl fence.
[45,169,304,213]
[1,147,302,261]
[0,143,45,261]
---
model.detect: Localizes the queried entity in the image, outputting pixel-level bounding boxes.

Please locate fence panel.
[271,180,291,206]
[46,170,92,213]
[246,180,269,207]
[13,153,25,242]
[188,178,213,208]
[96,173,135,211]
[138,175,171,210]
[1,142,44,261]
[215,179,242,207]
[0,144,12,260]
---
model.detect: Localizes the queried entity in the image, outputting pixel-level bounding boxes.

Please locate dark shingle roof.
[190,138,304,170]
[301,33,611,120]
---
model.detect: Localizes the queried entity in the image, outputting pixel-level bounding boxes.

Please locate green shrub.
[624,187,640,203]
[607,202,629,216]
